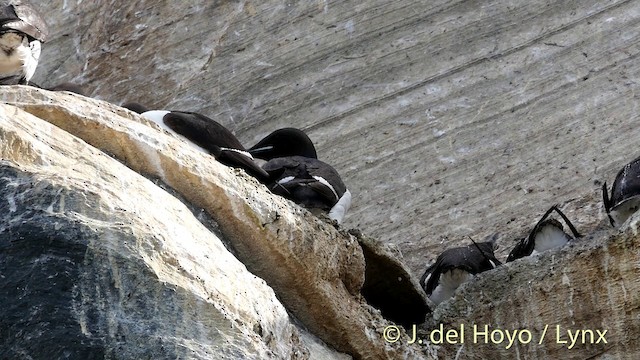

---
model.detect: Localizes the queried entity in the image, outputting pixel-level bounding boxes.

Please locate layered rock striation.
[0,87,429,359]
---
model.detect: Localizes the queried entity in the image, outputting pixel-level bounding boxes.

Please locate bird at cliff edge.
[420,239,501,305]
[248,128,351,224]
[141,110,269,180]
[0,1,48,85]
[602,156,640,227]
[506,205,581,262]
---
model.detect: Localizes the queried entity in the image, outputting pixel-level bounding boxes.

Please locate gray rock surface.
[0,104,307,359]
[32,0,638,274]
[0,88,429,359]
[4,0,640,358]
[423,224,639,359]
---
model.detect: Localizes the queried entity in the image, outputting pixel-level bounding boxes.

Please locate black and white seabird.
[419,240,501,305]
[0,1,48,85]
[141,110,268,179]
[602,156,640,227]
[506,205,582,262]
[249,128,351,224]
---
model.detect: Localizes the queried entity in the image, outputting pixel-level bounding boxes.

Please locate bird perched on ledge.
[506,205,581,262]
[248,128,351,224]
[420,239,501,305]
[602,156,640,227]
[141,110,268,180]
[0,0,48,85]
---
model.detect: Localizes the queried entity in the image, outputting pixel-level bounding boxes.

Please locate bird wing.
[248,128,318,159]
[506,239,529,262]
[611,156,640,209]
[162,112,267,178]
[163,111,246,154]
[419,262,437,291]
[217,149,269,179]
[423,257,445,296]
[430,242,500,282]
[304,158,347,196]
[264,157,345,204]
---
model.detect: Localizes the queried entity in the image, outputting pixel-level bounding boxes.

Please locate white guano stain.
[345,19,355,36]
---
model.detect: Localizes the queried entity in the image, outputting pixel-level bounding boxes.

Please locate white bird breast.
[429,268,474,305]
[328,189,351,224]
[610,196,640,227]
[532,225,569,254]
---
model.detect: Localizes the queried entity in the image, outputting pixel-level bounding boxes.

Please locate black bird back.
[420,241,500,296]
[607,156,640,211]
[262,156,347,210]
[161,111,268,179]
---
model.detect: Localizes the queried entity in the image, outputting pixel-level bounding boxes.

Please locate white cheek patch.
[429,269,474,305]
[312,175,339,200]
[328,189,351,224]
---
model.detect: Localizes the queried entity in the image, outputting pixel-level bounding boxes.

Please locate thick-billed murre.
[141,110,268,179]
[506,205,581,262]
[249,128,351,224]
[602,156,640,227]
[419,239,501,305]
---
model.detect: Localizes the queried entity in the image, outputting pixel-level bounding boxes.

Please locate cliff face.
[33,0,639,271]
[0,102,305,359]
[0,88,428,359]
[426,226,640,359]
[2,0,640,358]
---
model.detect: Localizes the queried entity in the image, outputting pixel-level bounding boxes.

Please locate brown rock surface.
[0,103,307,359]
[1,87,428,359]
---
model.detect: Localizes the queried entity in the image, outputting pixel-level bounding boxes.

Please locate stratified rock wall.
[0,104,306,359]
[3,0,639,358]
[33,0,640,276]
